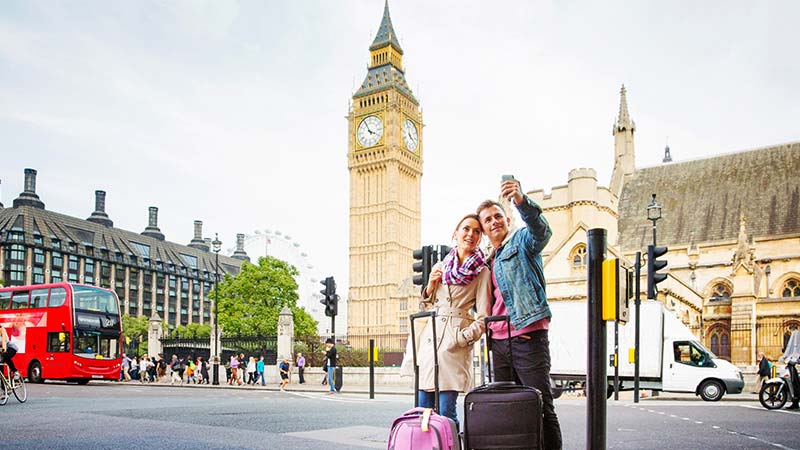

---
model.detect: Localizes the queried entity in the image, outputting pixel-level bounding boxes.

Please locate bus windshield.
[72,286,119,314]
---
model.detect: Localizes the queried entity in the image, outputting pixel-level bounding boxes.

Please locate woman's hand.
[425,268,443,297]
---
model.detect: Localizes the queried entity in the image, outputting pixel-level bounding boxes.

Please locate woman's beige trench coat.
[401,261,492,393]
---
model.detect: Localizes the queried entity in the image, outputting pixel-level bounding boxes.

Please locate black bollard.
[587,228,607,450]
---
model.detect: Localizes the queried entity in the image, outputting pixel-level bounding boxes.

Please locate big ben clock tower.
[347,1,422,335]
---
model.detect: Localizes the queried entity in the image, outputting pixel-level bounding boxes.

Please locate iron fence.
[160,334,278,365]
[294,333,408,367]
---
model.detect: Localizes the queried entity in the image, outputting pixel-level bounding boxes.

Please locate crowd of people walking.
[119,351,312,387]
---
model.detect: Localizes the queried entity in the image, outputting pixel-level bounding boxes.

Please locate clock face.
[356,115,384,147]
[402,119,419,151]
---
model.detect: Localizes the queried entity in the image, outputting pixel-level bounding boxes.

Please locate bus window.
[30,288,49,308]
[48,287,67,308]
[47,332,71,352]
[73,286,119,314]
[0,292,10,309]
[11,291,29,309]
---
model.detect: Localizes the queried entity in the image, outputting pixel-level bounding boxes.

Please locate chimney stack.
[188,220,210,251]
[231,233,250,262]
[141,206,165,241]
[87,190,114,227]
[13,168,45,209]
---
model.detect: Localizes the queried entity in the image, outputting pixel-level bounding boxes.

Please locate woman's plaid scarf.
[441,247,486,285]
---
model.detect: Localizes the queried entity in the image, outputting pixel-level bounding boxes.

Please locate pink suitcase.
[387,310,460,450]
[387,407,459,450]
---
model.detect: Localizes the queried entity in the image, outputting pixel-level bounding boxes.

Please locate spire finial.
[615,84,633,131]
[662,137,673,163]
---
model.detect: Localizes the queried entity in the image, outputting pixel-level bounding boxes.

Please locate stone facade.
[525,85,800,367]
[347,3,422,335]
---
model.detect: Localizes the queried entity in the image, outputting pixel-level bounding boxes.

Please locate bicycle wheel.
[0,378,8,406]
[11,373,26,403]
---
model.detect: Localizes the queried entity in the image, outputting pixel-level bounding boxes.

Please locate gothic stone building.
[529,86,799,367]
[0,168,248,330]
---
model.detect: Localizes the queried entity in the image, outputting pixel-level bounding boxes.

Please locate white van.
[549,300,744,401]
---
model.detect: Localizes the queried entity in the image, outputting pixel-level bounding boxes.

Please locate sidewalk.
[114,379,760,402]
[116,378,415,396]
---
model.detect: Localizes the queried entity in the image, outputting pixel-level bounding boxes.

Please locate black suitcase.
[462,315,543,450]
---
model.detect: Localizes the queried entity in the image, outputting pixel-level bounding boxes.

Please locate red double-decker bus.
[0,283,122,384]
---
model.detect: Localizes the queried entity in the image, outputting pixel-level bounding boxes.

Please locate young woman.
[411,213,492,427]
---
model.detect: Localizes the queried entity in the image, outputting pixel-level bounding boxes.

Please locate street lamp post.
[212,234,222,385]
[635,194,662,403]
[646,193,662,247]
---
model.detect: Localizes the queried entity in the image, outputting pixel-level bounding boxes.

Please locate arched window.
[709,282,732,301]
[570,245,587,268]
[707,325,731,361]
[782,278,800,298]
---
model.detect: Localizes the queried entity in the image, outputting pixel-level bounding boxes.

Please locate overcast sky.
[2,1,798,319]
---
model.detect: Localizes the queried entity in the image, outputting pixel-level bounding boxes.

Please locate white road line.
[631,405,798,450]
[286,391,389,404]
[739,404,800,416]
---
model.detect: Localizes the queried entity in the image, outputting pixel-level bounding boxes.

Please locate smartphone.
[501,174,515,182]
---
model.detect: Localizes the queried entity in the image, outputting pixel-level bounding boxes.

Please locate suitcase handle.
[484,315,513,384]
[410,310,440,413]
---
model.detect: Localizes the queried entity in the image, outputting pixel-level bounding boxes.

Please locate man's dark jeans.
[492,329,562,450]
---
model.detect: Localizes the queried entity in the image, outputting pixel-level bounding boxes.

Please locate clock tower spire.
[347,1,423,335]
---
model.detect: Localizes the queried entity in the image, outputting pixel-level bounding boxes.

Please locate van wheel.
[28,361,44,384]
[699,380,724,401]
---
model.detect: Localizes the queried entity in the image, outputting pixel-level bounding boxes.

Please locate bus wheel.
[28,361,44,384]
[76,379,90,385]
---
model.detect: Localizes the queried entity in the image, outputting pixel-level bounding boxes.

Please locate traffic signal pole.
[587,228,607,450]
[634,251,642,403]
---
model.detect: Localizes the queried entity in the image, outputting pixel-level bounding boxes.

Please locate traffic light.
[647,245,668,299]
[319,276,338,318]
[437,245,452,264]
[412,245,433,287]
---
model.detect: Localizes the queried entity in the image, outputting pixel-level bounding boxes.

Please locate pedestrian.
[279,357,290,391]
[256,356,265,386]
[404,213,492,427]
[130,356,139,381]
[121,352,132,382]
[228,354,242,385]
[156,354,167,381]
[170,354,183,385]
[186,358,196,384]
[754,351,771,393]
[200,357,210,384]
[296,352,306,384]
[139,354,150,383]
[246,356,257,385]
[324,338,337,394]
[476,177,562,450]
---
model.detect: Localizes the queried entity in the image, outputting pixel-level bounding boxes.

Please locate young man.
[476,177,562,450]
[324,338,337,394]
[278,357,290,391]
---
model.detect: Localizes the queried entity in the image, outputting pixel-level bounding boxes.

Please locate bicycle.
[0,353,27,405]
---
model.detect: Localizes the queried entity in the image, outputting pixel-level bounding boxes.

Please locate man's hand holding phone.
[501,175,523,205]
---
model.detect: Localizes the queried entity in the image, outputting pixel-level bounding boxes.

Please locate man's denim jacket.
[492,195,553,330]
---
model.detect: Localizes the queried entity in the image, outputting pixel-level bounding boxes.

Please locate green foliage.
[217,256,318,335]
[171,323,212,338]
[121,314,149,340]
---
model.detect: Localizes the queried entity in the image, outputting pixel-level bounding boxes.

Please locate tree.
[171,323,211,338]
[217,256,318,336]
